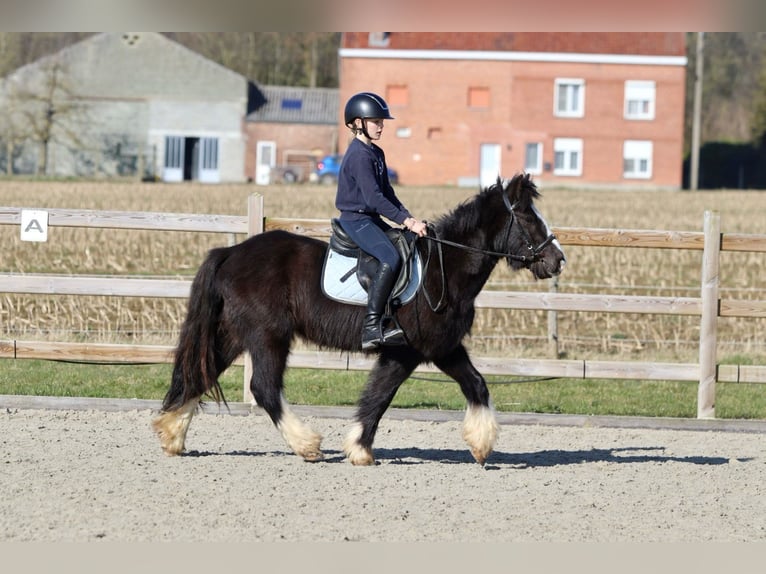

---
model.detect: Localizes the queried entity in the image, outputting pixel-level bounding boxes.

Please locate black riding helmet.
[344,92,394,133]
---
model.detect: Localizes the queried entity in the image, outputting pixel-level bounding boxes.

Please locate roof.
[246,85,339,124]
[342,32,687,57]
[1,32,251,101]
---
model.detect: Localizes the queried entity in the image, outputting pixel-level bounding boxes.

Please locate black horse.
[153,173,566,465]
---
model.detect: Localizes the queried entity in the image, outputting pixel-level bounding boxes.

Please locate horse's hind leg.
[153,346,235,456]
[434,345,499,465]
[249,337,323,461]
[343,351,420,466]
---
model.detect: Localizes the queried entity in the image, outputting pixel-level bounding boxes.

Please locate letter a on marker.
[20,210,49,242]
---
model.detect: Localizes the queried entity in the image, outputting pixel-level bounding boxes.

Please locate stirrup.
[380,317,406,346]
[381,330,406,346]
[361,335,382,350]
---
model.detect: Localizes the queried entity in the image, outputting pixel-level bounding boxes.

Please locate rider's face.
[357,118,385,140]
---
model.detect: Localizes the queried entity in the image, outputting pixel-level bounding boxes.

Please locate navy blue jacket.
[335,138,411,224]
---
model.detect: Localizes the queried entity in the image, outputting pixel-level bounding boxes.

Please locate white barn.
[0,32,261,182]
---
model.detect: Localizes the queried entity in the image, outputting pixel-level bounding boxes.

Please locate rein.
[424,195,555,263]
[417,193,557,312]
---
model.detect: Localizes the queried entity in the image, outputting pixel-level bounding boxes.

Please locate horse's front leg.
[434,345,499,465]
[343,350,421,466]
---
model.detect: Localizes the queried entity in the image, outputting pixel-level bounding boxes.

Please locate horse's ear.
[504,173,524,205]
[502,172,539,210]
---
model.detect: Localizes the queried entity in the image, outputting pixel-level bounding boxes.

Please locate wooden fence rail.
[2,196,766,419]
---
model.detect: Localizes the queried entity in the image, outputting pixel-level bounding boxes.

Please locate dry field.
[1,179,765,364]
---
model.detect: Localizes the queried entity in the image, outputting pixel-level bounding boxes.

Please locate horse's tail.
[161,247,230,412]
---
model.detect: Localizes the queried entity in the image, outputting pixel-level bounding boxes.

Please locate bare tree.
[164,32,340,87]
[2,55,87,175]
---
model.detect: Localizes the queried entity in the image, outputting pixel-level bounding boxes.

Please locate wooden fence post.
[697,210,720,419]
[548,277,559,359]
[243,193,264,403]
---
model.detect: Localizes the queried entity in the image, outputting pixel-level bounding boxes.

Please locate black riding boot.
[361,262,406,350]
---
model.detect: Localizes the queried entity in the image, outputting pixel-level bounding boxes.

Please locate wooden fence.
[2,195,766,419]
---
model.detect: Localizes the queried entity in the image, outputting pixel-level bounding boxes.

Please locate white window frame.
[624,80,656,120]
[623,140,653,179]
[554,78,585,118]
[524,142,543,175]
[553,138,582,176]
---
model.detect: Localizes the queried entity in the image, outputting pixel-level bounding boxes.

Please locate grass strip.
[2,359,766,420]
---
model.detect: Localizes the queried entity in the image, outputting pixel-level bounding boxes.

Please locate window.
[368,32,390,47]
[387,85,409,107]
[624,80,655,120]
[468,87,490,108]
[524,142,543,174]
[554,78,584,117]
[281,98,302,110]
[623,140,653,179]
[553,138,582,176]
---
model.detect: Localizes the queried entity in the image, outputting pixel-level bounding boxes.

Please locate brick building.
[339,33,687,189]
[245,85,339,184]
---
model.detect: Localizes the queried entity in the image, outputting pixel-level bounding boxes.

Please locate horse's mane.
[433,172,540,239]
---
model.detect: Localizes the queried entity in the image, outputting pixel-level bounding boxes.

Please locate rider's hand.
[405,217,428,237]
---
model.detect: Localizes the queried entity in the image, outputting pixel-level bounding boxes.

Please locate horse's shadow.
[183,446,747,468]
[373,446,743,469]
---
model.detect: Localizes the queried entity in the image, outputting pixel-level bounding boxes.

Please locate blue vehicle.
[311,154,399,185]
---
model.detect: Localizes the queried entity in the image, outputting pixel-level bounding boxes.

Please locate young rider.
[334,92,428,350]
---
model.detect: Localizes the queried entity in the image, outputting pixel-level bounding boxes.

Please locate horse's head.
[494,173,566,279]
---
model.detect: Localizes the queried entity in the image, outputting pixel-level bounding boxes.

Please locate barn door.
[479,143,501,188]
[163,136,184,182]
[198,137,220,183]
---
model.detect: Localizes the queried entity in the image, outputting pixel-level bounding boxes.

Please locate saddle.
[321,218,422,307]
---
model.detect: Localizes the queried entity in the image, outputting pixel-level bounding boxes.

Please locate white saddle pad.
[321,249,423,306]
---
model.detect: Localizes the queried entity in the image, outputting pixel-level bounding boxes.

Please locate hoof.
[462,403,499,466]
[470,448,488,466]
[287,432,324,462]
[346,447,375,466]
[152,415,184,456]
[301,449,325,462]
[151,400,198,456]
[275,400,324,461]
[343,422,375,466]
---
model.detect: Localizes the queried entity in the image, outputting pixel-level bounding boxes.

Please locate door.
[479,143,501,188]
[255,140,276,185]
[163,136,220,182]
[163,136,184,182]
[198,137,220,183]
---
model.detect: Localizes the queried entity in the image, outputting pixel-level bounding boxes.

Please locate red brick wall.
[244,123,339,181]
[343,32,686,57]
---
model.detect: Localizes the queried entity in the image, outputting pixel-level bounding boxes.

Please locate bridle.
[417,191,557,311]
[423,192,556,264]
[500,192,557,263]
